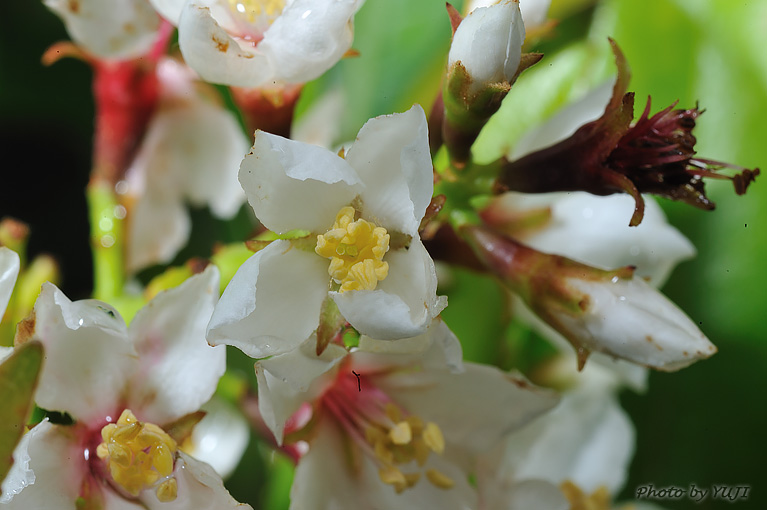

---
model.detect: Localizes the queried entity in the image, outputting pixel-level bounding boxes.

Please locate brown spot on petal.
[14,310,36,346]
[68,0,79,13]
[645,335,663,351]
[212,36,229,53]
[505,375,531,389]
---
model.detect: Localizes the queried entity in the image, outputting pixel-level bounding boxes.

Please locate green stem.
[87,183,125,301]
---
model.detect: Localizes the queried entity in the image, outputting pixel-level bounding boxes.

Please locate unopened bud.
[448,1,525,95]
[462,225,716,371]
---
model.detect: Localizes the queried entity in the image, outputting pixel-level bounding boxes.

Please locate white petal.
[207,241,329,358]
[102,492,146,510]
[126,195,191,273]
[178,3,272,87]
[182,106,248,219]
[332,238,446,340]
[149,0,187,25]
[256,339,346,443]
[240,131,362,234]
[289,420,363,510]
[127,266,224,424]
[376,364,558,456]
[0,246,20,319]
[44,0,161,59]
[511,192,695,286]
[561,276,716,371]
[187,398,250,479]
[133,100,248,220]
[142,452,252,509]
[259,0,363,84]
[519,0,551,31]
[32,284,135,424]
[500,388,634,495]
[355,319,464,374]
[1,421,84,507]
[346,105,433,235]
[448,1,525,94]
[511,80,614,159]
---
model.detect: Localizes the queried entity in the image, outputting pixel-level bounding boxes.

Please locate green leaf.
[0,341,43,485]
[473,40,614,164]
[440,268,507,365]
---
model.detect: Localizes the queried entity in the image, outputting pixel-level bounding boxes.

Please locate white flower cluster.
[0,0,731,509]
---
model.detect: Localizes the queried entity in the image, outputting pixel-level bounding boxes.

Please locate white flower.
[123,58,249,272]
[255,320,558,510]
[44,0,162,59]
[466,0,551,32]
[150,0,364,87]
[448,0,525,94]
[0,267,250,509]
[207,105,446,358]
[0,247,20,321]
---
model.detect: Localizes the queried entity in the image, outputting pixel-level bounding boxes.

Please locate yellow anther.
[379,465,406,486]
[412,438,431,467]
[97,409,178,500]
[422,422,445,454]
[316,207,390,293]
[406,415,424,435]
[389,422,412,445]
[560,481,611,510]
[156,478,178,503]
[426,469,455,490]
[228,0,285,24]
[363,408,451,494]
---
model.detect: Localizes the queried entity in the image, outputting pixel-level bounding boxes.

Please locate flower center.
[560,481,610,510]
[321,371,453,493]
[228,0,286,25]
[96,410,178,502]
[315,206,390,293]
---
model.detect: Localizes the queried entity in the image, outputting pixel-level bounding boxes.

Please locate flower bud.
[462,225,716,371]
[448,0,525,95]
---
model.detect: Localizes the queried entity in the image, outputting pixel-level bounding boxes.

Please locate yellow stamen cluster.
[97,410,179,502]
[228,0,285,24]
[316,207,390,292]
[365,403,453,493]
[560,481,611,510]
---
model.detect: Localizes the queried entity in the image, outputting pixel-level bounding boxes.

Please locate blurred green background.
[1,0,765,508]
